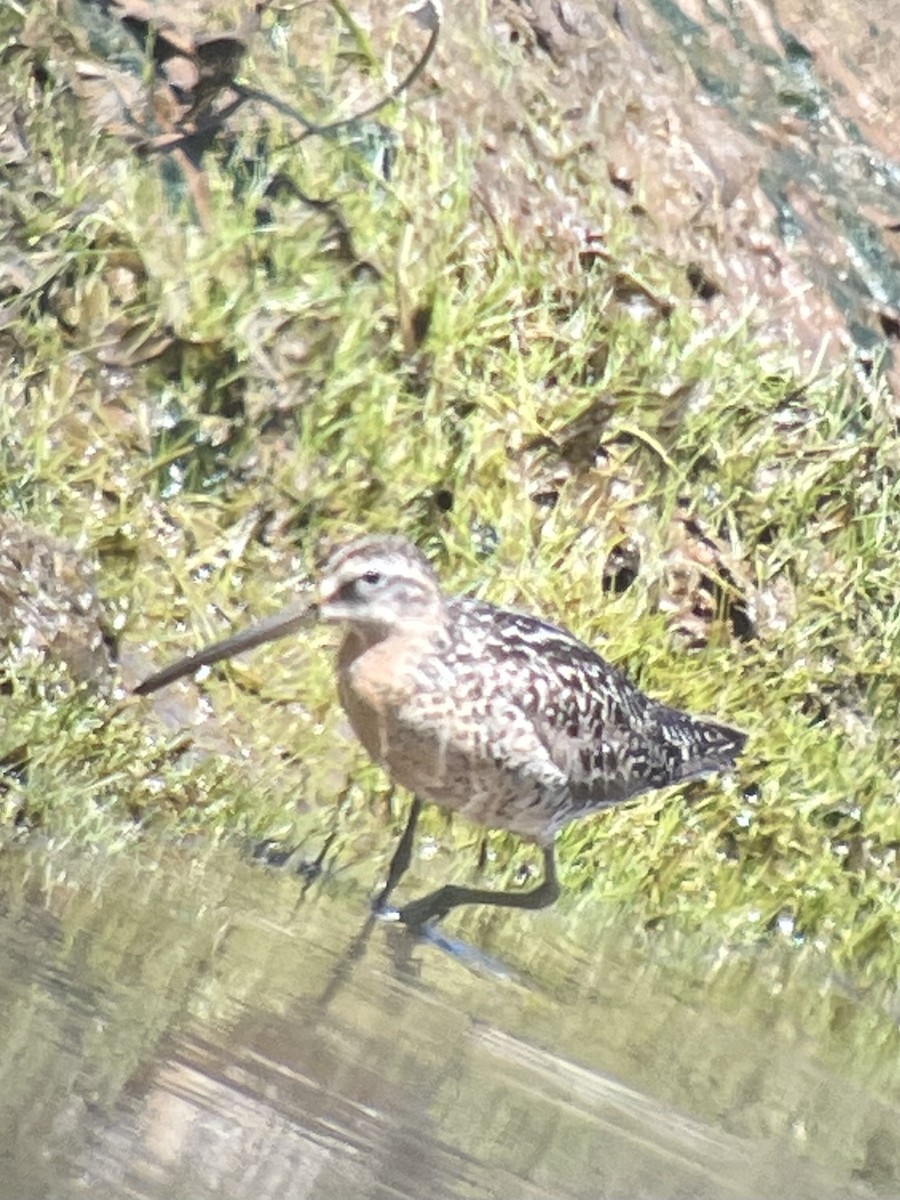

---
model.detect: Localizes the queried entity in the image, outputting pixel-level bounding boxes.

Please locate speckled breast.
[335,629,568,841]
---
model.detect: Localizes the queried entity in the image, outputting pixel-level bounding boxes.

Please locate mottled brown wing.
[446,598,744,810]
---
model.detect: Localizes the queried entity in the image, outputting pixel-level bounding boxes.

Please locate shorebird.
[136,534,746,926]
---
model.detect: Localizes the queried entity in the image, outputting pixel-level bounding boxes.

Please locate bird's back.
[337,592,745,842]
[447,598,744,811]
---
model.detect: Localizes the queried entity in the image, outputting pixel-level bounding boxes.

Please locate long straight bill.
[134,595,318,695]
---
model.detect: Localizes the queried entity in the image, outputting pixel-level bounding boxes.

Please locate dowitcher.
[136,534,746,926]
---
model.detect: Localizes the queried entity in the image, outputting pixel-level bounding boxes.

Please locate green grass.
[0,1,897,986]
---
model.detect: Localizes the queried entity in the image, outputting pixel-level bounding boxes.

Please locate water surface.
[1,843,897,1200]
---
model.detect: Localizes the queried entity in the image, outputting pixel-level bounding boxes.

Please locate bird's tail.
[657,710,747,785]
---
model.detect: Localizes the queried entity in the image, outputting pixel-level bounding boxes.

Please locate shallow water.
[1,843,897,1200]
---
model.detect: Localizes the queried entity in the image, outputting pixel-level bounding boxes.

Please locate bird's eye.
[361,570,383,587]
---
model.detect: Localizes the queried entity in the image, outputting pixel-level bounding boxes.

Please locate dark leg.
[397,844,559,929]
[372,795,423,912]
